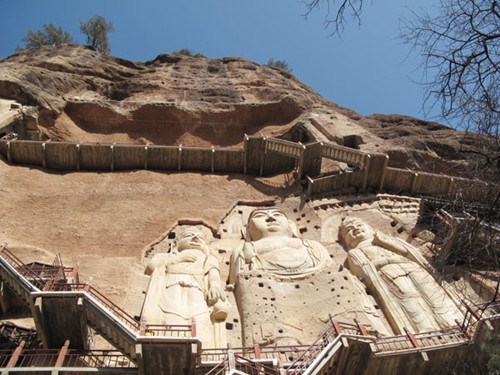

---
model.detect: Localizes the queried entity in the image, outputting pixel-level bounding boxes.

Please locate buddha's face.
[177,228,206,251]
[340,218,374,248]
[248,208,293,241]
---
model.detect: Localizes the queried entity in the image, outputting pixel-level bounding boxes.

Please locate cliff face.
[0,44,485,174]
[0,45,325,147]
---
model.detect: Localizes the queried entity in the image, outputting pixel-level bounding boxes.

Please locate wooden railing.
[0,347,135,369]
[374,326,468,356]
[0,245,195,341]
[265,138,305,159]
[321,143,366,167]
[201,352,279,375]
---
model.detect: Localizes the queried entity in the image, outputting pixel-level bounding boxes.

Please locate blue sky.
[0,0,446,124]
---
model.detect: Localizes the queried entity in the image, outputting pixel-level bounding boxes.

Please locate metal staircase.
[0,244,199,374]
[2,243,499,375]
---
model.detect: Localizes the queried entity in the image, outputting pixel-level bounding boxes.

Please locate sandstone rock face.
[0,45,324,147]
[0,45,486,176]
[0,46,496,364]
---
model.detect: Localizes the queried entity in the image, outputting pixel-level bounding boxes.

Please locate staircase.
[285,322,345,375]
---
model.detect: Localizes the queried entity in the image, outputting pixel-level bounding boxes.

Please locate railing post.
[297,142,306,178]
[411,172,419,194]
[253,344,261,359]
[55,339,70,367]
[330,315,342,336]
[306,175,314,197]
[462,302,481,333]
[354,319,369,336]
[378,154,389,191]
[361,154,371,190]
[6,140,11,163]
[76,143,81,171]
[139,322,147,336]
[6,340,25,368]
[455,319,472,340]
[191,319,196,337]
[42,141,47,168]
[243,134,248,174]
[404,327,419,348]
[228,350,236,371]
[178,145,182,171]
[211,146,215,173]
[68,265,79,284]
[260,136,267,176]
[110,144,115,172]
[447,177,454,196]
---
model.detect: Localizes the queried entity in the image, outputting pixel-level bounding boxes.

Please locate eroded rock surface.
[0,45,487,176]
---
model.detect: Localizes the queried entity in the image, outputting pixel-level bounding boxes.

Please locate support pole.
[110,144,115,172]
[361,154,371,190]
[6,340,25,368]
[55,340,70,367]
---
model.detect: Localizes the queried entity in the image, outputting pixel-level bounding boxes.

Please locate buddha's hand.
[207,286,225,304]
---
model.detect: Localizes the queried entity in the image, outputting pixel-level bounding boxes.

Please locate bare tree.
[303,0,368,35]
[305,2,499,371]
[401,0,499,138]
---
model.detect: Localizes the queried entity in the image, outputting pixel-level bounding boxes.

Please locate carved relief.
[232,207,331,277]
[339,216,462,334]
[142,226,229,347]
[230,207,361,346]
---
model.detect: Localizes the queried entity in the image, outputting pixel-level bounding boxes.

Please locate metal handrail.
[86,285,140,331]
[141,324,192,338]
[0,348,135,368]
[202,358,229,375]
[233,354,280,375]
[286,324,337,374]
[0,245,47,289]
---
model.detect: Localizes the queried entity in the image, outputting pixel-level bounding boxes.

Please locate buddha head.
[246,208,296,241]
[177,227,209,253]
[339,217,374,249]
